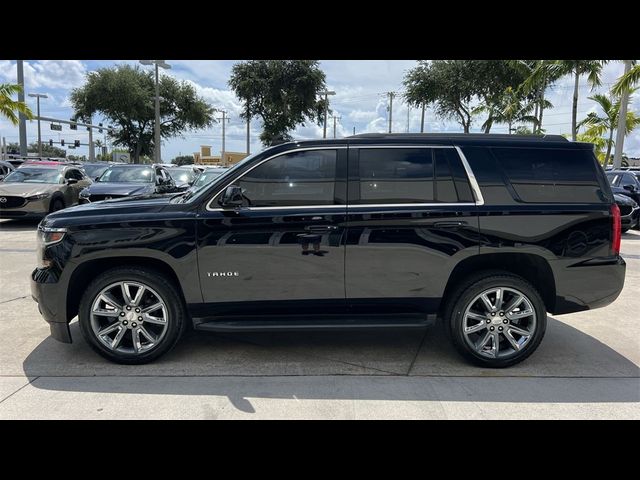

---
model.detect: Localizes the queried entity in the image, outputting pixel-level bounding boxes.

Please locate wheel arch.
[441,252,556,314]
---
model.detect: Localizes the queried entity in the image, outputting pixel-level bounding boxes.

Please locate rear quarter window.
[491,147,606,203]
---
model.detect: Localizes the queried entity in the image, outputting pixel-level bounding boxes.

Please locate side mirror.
[156,176,165,185]
[623,184,636,192]
[67,178,78,185]
[220,185,243,207]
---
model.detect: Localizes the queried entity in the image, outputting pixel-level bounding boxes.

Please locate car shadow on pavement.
[21,316,640,408]
[0,219,41,232]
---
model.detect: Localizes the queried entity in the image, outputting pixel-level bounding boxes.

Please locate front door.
[196,147,347,313]
[345,145,480,313]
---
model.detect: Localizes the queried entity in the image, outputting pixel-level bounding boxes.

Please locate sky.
[0,60,638,160]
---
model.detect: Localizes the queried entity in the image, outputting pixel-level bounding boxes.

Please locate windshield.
[83,164,110,179]
[97,166,154,183]
[167,168,196,185]
[192,169,226,189]
[3,167,62,184]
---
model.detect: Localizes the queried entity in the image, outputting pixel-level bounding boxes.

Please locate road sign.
[50,123,62,131]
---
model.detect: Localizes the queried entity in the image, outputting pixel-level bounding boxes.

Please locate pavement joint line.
[214,333,407,376]
[0,376,39,405]
[1,374,638,379]
[0,248,34,253]
[405,328,429,376]
[0,296,29,305]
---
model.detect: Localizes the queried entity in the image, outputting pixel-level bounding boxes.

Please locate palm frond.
[612,64,640,95]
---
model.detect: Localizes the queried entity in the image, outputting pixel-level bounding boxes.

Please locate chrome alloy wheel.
[462,287,537,359]
[90,281,169,355]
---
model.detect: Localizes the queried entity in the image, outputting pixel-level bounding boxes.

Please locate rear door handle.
[305,225,338,232]
[433,221,467,228]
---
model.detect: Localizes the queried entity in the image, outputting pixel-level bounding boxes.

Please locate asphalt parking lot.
[0,219,638,419]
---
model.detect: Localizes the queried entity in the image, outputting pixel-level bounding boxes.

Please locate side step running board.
[193,314,436,332]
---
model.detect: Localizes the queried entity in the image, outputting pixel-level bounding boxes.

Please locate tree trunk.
[572,70,580,141]
[420,104,425,133]
[605,126,615,165]
[508,120,512,134]
[538,89,545,134]
[533,95,539,133]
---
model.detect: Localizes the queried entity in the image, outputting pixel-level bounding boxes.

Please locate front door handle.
[305,225,338,233]
[433,221,467,228]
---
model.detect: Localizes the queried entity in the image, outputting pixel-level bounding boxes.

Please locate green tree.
[0,83,33,125]
[575,132,608,164]
[7,142,65,158]
[172,155,194,166]
[511,60,559,133]
[229,60,328,145]
[577,90,640,165]
[474,86,538,134]
[70,65,215,163]
[522,60,607,141]
[612,63,640,95]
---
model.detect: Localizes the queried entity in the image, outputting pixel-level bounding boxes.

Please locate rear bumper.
[31,268,72,343]
[552,256,626,314]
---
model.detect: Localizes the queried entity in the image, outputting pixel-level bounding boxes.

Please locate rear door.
[344,145,480,313]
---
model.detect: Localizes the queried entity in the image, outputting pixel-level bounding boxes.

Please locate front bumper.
[31,268,72,343]
[0,198,50,219]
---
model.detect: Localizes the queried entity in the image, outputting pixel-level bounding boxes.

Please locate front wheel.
[78,267,187,364]
[445,273,547,368]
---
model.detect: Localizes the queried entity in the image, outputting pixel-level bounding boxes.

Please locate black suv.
[31,134,626,367]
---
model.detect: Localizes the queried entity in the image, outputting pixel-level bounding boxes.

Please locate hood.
[84,182,155,196]
[614,193,638,207]
[0,182,59,196]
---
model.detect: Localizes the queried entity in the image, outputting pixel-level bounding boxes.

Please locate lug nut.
[132,322,137,327]
[503,319,508,324]
[491,312,496,316]
[126,306,131,311]
[135,308,140,313]
[498,326,503,331]
[138,316,143,321]
[499,312,504,316]
[123,320,128,325]
[119,312,125,317]
[490,326,495,331]
[486,319,491,324]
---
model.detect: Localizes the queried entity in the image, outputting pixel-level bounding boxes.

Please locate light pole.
[140,60,171,163]
[28,93,48,157]
[320,90,336,139]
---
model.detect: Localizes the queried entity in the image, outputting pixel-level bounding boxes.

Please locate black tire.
[622,227,630,233]
[50,198,65,212]
[443,271,547,368]
[78,266,187,364]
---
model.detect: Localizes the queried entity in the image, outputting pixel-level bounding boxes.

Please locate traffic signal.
[70,121,77,130]
[74,140,80,147]
[61,139,65,146]
[49,139,53,146]
[98,123,103,133]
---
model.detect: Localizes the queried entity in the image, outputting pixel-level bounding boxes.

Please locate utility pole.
[331,115,341,139]
[246,106,251,155]
[140,61,171,163]
[17,61,28,157]
[217,110,230,165]
[420,103,425,133]
[88,115,94,161]
[353,126,356,135]
[321,90,336,138]
[387,91,395,133]
[28,93,48,157]
[406,105,410,133]
[613,60,633,169]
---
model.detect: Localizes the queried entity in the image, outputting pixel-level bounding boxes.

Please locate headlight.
[36,226,68,268]
[26,192,51,201]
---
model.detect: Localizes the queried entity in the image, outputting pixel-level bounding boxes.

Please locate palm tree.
[577,90,640,165]
[522,60,606,141]
[512,60,558,133]
[0,83,33,125]
[612,63,640,95]
[475,87,538,134]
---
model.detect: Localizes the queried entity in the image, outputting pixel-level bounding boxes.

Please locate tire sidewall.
[449,275,547,368]
[50,198,65,212]
[78,268,185,364]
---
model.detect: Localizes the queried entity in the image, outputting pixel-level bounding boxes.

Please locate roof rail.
[347,133,569,142]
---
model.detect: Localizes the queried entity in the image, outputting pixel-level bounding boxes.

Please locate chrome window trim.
[205,146,346,211]
[204,144,485,212]
[455,146,485,206]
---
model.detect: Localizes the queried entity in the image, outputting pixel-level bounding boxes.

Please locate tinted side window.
[492,148,604,203]
[358,148,433,203]
[622,173,638,187]
[605,172,618,186]
[236,150,337,207]
[71,169,84,180]
[435,148,474,202]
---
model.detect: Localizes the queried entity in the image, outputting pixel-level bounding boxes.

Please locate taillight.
[611,203,621,255]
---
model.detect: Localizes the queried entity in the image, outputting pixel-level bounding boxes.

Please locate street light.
[320,90,336,139]
[28,93,48,157]
[139,60,171,163]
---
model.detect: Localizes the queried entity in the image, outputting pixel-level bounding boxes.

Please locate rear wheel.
[445,272,547,368]
[78,267,187,364]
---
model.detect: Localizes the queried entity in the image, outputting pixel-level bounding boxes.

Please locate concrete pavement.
[0,219,638,419]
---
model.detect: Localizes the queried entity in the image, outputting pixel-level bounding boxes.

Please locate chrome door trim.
[455,146,485,206]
